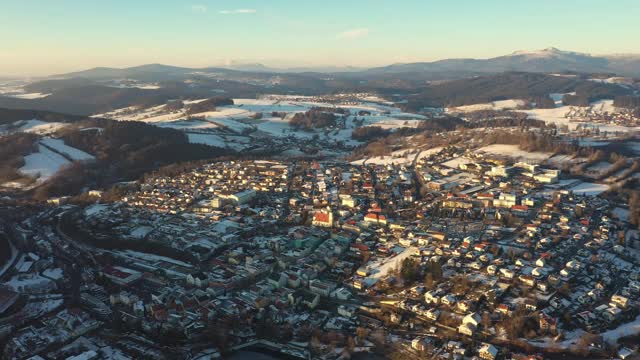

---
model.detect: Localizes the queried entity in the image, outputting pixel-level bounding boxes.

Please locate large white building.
[534,169,560,184]
[488,166,513,178]
[493,193,517,208]
[228,189,257,205]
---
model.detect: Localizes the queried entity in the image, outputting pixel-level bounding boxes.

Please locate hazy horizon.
[2,0,640,77]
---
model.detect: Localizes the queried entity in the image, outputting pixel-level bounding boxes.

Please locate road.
[55,209,98,266]
[0,221,24,282]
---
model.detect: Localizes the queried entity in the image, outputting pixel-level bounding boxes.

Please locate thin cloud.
[219,9,257,15]
[337,28,369,40]
[191,4,207,13]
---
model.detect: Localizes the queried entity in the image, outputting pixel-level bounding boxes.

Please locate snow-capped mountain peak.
[509,47,590,58]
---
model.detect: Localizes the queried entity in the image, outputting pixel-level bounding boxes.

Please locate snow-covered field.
[366,246,418,281]
[187,133,228,147]
[602,314,640,344]
[441,156,473,169]
[17,137,94,181]
[187,133,251,151]
[587,77,634,88]
[0,119,69,136]
[9,92,50,99]
[20,144,71,180]
[350,146,439,166]
[520,106,573,129]
[93,96,431,152]
[0,81,51,99]
[416,147,444,161]
[254,117,312,138]
[590,99,618,113]
[207,117,254,133]
[107,83,161,90]
[568,181,610,196]
[362,118,424,129]
[447,99,526,112]
[444,96,640,133]
[40,137,94,161]
[359,154,413,166]
[546,154,576,167]
[521,100,640,133]
[2,130,95,181]
[477,144,552,162]
[102,98,428,137]
[584,161,613,177]
[84,203,110,217]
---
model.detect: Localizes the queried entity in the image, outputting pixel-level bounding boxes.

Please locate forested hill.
[0,108,93,125]
[398,72,632,111]
[30,119,233,199]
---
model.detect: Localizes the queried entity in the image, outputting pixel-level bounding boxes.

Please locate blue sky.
[1,0,639,75]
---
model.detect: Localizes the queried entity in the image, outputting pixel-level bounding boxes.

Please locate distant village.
[565,104,640,128]
[2,136,639,360]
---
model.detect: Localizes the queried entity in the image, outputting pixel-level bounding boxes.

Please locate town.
[2,4,640,357]
[2,137,639,359]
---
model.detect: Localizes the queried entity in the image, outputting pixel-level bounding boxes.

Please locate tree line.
[630,190,640,232]
[0,133,38,183]
[185,97,234,115]
[0,234,11,268]
[481,129,581,154]
[352,126,391,141]
[289,108,339,130]
[351,113,548,143]
[613,95,640,109]
[0,107,92,126]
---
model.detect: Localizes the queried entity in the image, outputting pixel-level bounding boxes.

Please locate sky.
[1,0,639,76]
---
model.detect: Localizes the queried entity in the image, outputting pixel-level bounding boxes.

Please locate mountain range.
[366,48,640,76]
[49,48,640,80]
[1,48,637,116]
